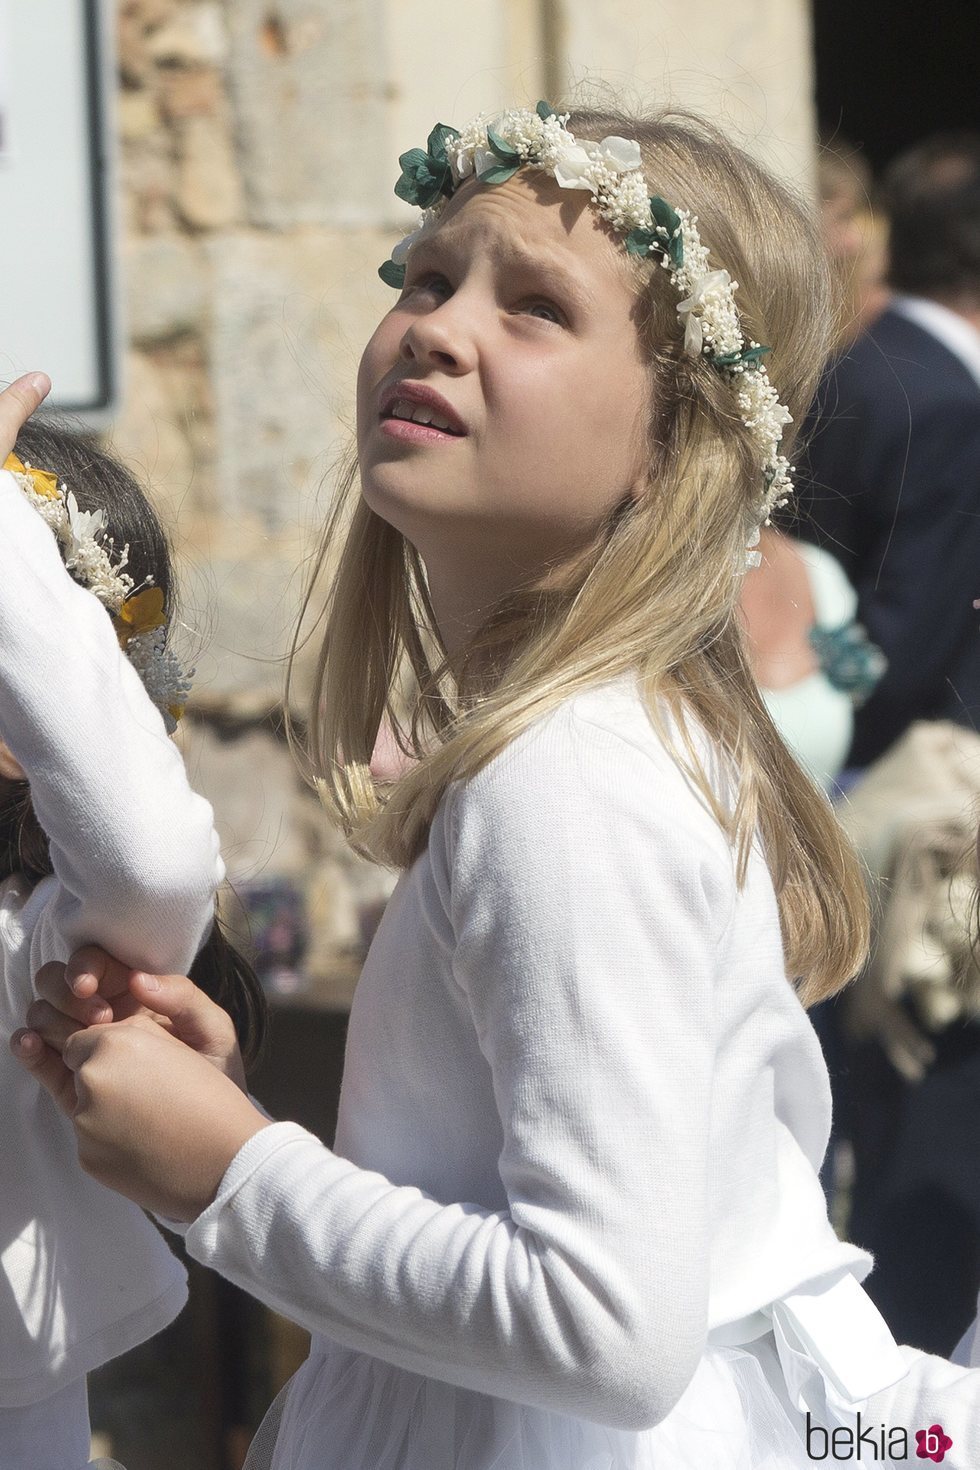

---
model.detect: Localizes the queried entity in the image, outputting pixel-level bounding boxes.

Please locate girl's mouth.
[378,389,468,442]
[379,398,467,444]
[379,417,465,444]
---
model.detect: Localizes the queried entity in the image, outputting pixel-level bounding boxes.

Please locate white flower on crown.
[391,208,439,264]
[125,627,194,735]
[676,270,734,357]
[65,491,106,554]
[737,369,793,466]
[62,490,133,609]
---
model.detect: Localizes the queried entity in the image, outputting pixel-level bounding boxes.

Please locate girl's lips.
[378,418,465,445]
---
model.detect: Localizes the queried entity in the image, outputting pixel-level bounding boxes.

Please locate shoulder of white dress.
[794,542,858,627]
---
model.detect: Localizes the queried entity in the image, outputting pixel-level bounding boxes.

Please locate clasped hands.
[9,948,270,1222]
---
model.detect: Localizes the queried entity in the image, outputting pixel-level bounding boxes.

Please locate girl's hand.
[0,372,51,459]
[20,944,248,1092]
[14,1010,268,1221]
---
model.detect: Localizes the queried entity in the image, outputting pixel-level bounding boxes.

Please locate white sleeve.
[0,468,222,975]
[865,1345,980,1466]
[184,713,734,1429]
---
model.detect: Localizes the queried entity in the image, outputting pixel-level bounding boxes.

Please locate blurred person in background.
[792,133,980,1357]
[818,135,890,349]
[739,525,885,793]
[740,139,886,799]
[796,132,980,772]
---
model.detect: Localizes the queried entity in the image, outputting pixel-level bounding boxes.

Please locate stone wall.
[109,0,818,983]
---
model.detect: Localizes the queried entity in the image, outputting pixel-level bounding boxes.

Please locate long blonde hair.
[289,106,870,1006]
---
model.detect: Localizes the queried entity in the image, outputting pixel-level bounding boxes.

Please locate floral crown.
[3,452,193,733]
[380,102,795,567]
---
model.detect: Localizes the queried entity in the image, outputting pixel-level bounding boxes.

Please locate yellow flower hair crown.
[3,453,193,732]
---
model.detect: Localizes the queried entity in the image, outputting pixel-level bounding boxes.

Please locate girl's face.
[356,172,652,634]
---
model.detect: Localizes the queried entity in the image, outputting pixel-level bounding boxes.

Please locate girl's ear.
[627,468,649,503]
[0,742,26,782]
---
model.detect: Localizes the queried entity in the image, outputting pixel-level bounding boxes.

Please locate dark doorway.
[813,0,980,170]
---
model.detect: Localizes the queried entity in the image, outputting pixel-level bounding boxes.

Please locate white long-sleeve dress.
[0,467,224,1468]
[164,672,980,1468]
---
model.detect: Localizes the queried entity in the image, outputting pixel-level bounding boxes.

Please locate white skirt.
[243,1276,910,1470]
[241,1336,850,1470]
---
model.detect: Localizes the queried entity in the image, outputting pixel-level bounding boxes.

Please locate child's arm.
[42,713,730,1429]
[0,467,222,976]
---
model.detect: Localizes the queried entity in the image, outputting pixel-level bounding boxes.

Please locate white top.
[0,467,224,1406]
[173,674,980,1469]
[891,294,980,390]
[762,542,857,790]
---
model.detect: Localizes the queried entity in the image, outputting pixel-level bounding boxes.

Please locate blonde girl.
[14,106,980,1468]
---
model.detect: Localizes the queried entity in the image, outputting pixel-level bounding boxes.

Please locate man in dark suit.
[797,136,980,1357]
[798,135,980,769]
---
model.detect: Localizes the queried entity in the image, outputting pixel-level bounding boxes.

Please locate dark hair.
[884,132,980,301]
[0,422,268,1070]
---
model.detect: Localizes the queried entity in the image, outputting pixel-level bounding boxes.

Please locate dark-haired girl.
[0,397,264,1470]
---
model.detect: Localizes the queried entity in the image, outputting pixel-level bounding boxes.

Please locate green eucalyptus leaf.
[394,139,456,207]
[427,124,460,163]
[394,149,429,203]
[378,259,406,288]
[480,162,521,186]
[536,100,557,122]
[648,195,682,238]
[713,344,771,369]
[486,128,521,163]
[414,175,443,208]
[668,232,685,270]
[740,344,771,365]
[624,229,657,257]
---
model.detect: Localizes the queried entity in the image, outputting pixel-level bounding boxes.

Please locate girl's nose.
[399,302,476,374]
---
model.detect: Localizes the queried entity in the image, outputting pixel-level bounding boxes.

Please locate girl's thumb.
[128,970,231,1057]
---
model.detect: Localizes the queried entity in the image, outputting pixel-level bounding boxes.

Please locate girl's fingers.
[0,373,51,461]
[34,961,114,1025]
[64,945,135,1001]
[9,1029,78,1117]
[25,997,86,1055]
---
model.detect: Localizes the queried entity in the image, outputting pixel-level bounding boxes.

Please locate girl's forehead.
[419,174,630,284]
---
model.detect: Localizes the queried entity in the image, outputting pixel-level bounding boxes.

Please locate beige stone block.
[122,0,178,30]
[203,228,389,529]
[176,115,244,229]
[122,134,179,234]
[382,0,547,230]
[123,234,210,344]
[225,0,389,227]
[107,349,196,529]
[553,0,817,192]
[118,10,153,88]
[117,88,161,142]
[175,526,310,710]
[177,721,311,879]
[159,65,225,121]
[146,2,228,66]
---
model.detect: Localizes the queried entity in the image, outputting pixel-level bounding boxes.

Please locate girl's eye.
[520,300,566,326]
[406,272,451,299]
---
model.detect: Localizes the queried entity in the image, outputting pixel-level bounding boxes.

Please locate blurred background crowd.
[5,1,980,1466]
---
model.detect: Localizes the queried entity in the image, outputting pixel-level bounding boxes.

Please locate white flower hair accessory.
[3,452,193,733]
[380,102,795,567]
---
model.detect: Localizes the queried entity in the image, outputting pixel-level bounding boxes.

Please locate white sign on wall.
[0,0,118,424]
